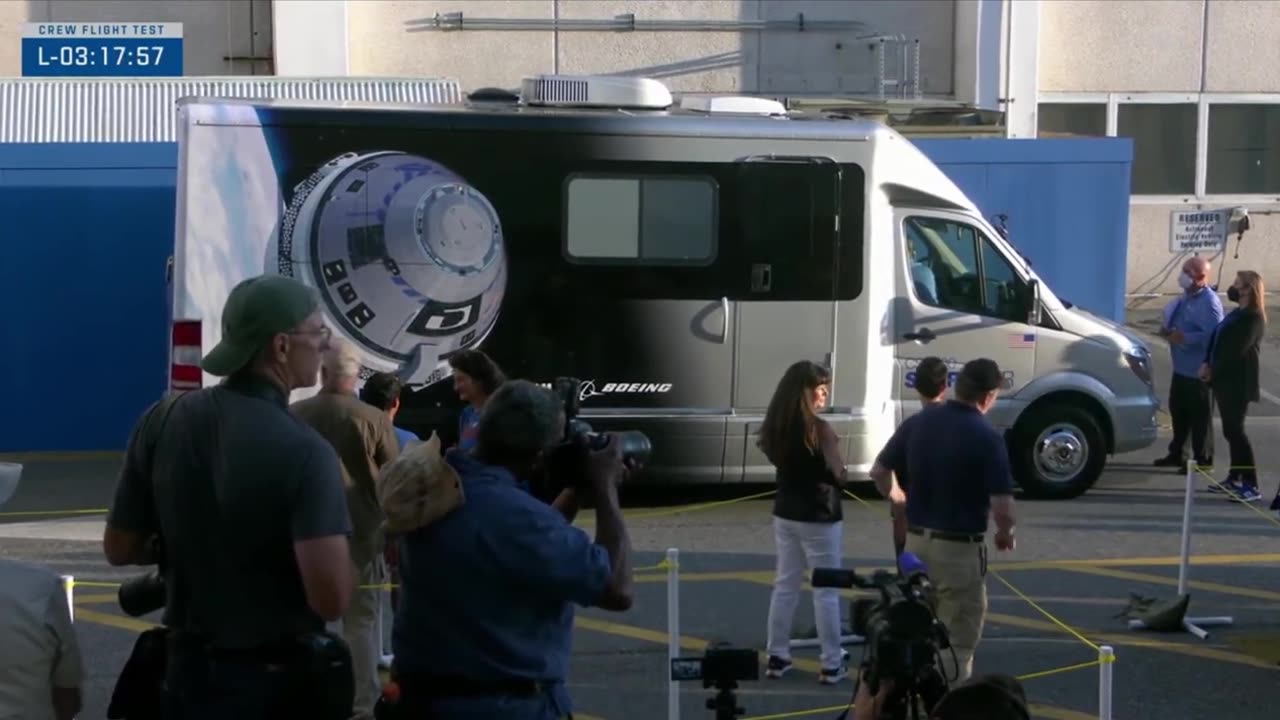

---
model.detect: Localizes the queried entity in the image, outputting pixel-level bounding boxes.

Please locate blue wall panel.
[916,137,1134,323]
[0,138,1132,453]
[0,145,176,452]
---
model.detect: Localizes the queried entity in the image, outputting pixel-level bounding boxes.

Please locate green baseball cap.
[200,275,321,376]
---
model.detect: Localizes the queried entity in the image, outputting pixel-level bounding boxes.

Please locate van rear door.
[729,157,842,483]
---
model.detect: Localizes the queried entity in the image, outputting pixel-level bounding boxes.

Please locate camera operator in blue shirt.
[387,380,634,719]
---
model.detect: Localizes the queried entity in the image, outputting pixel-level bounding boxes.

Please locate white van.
[167,75,1159,499]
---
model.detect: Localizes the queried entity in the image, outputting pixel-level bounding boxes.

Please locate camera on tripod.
[670,642,758,720]
[541,377,652,500]
[812,553,952,720]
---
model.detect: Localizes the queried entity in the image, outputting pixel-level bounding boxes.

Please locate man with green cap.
[103,273,359,720]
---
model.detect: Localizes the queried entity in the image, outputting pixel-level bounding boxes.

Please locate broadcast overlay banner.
[22,23,184,77]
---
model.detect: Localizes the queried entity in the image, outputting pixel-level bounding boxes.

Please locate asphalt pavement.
[4,307,1280,719]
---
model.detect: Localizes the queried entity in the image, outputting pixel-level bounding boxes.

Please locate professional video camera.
[812,553,953,720]
[670,642,759,720]
[541,377,652,499]
[117,535,166,618]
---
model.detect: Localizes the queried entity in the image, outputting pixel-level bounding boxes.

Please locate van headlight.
[1123,347,1153,386]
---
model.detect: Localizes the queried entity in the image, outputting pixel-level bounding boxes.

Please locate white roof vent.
[521,74,672,109]
[680,95,788,116]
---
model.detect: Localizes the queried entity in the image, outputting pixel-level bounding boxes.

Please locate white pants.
[765,516,844,669]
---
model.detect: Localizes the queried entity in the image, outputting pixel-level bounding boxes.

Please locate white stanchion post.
[1097,646,1114,720]
[1177,460,1195,597]
[667,547,680,720]
[1130,461,1233,639]
[61,575,74,623]
[377,561,394,668]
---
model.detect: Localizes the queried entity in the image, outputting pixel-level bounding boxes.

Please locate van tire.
[1010,404,1105,500]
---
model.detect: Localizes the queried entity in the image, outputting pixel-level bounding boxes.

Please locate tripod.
[874,663,948,720]
[705,679,744,720]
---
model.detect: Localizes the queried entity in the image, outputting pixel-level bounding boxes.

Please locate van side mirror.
[1026,279,1042,326]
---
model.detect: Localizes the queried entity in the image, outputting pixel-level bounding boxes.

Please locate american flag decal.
[1008,332,1036,349]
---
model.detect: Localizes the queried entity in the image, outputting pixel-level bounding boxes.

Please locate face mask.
[1178,272,1194,291]
[1227,286,1241,303]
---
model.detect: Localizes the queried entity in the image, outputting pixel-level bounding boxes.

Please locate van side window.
[563,174,717,264]
[905,217,983,314]
[904,216,1026,321]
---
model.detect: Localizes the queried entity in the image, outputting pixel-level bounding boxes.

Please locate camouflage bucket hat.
[376,432,464,534]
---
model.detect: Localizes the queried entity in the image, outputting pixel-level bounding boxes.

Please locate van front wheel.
[1011,405,1106,500]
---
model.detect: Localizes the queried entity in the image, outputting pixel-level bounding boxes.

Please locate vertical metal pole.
[667,547,680,720]
[62,575,74,623]
[1178,460,1196,596]
[1098,645,1114,720]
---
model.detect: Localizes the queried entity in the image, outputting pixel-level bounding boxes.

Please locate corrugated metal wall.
[0,78,463,143]
[0,138,1131,454]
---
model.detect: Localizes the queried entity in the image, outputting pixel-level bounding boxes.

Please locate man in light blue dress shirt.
[1153,256,1223,470]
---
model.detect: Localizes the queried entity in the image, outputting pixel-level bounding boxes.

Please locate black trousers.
[1213,387,1257,486]
[1168,373,1214,464]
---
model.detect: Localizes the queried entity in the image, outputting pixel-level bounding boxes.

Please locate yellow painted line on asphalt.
[636,569,776,584]
[71,587,1100,718]
[1029,704,1102,720]
[74,593,120,605]
[710,572,1276,671]
[75,607,157,633]
[984,611,1276,670]
[576,616,1092,720]
[996,553,1280,570]
[634,552,1280,585]
[1053,565,1280,602]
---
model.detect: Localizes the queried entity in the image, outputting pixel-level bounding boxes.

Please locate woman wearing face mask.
[1199,270,1269,506]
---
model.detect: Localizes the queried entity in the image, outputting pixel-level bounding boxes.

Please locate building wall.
[1037,0,1280,306]
[0,0,272,76]
[345,0,955,97]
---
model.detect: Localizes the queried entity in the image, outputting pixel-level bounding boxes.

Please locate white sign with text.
[1170,209,1228,253]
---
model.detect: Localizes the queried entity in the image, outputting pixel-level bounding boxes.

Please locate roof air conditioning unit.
[679,95,788,116]
[521,74,673,110]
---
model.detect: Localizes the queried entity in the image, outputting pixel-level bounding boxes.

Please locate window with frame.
[564,174,717,263]
[1116,104,1197,195]
[1207,104,1280,195]
[1037,103,1107,138]
[905,217,1026,322]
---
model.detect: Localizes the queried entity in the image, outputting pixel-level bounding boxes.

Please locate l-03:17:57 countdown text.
[37,44,165,67]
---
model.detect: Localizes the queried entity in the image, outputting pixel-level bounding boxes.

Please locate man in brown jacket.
[292,337,400,720]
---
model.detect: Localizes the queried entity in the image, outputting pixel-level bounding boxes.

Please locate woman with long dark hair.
[448,349,506,453]
[1200,270,1268,506]
[757,360,849,685]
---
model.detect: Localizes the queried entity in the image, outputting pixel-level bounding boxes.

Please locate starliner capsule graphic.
[269,151,508,386]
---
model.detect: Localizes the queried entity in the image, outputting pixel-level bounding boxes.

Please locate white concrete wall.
[345,0,956,97]
[0,0,270,76]
[1038,0,1280,306]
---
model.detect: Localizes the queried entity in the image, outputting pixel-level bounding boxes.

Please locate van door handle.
[721,296,730,343]
[903,327,936,342]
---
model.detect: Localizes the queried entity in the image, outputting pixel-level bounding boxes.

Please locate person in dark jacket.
[1199,270,1268,505]
[757,360,849,685]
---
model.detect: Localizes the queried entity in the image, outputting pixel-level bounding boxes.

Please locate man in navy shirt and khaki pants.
[871,359,1018,683]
